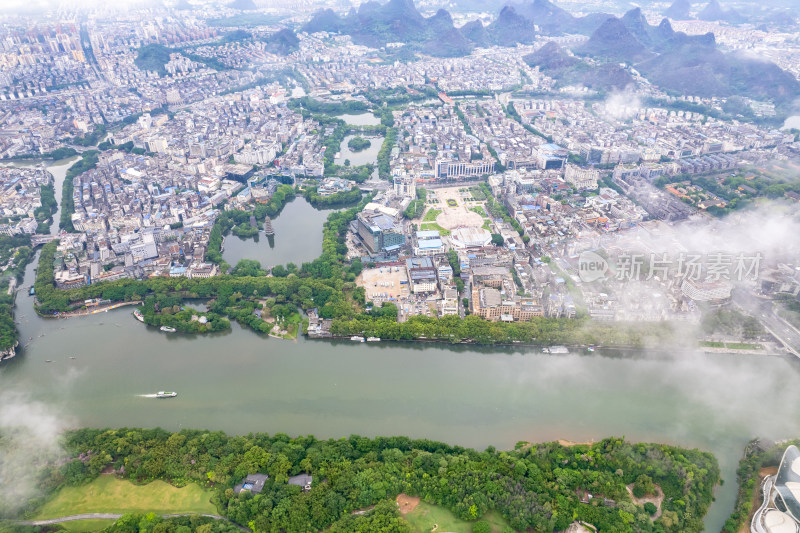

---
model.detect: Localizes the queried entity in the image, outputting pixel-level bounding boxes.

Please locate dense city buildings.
[0,0,798,337]
[2,2,800,533]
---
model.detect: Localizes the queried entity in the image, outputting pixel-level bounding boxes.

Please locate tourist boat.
[366,337,381,342]
[587,346,595,352]
[548,346,569,354]
[160,326,177,333]
[155,391,177,398]
[350,336,365,342]
[133,309,144,322]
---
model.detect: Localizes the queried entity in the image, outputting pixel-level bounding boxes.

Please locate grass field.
[60,519,116,532]
[699,341,763,350]
[420,222,451,236]
[404,502,510,533]
[469,206,487,217]
[35,476,215,519]
[725,342,763,350]
[468,187,487,200]
[423,209,442,222]
[699,341,725,348]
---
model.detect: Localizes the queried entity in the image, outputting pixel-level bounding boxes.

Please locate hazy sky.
[0,0,160,14]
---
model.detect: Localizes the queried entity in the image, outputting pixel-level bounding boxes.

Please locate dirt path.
[626,484,665,520]
[47,300,142,318]
[396,493,420,515]
[18,513,249,532]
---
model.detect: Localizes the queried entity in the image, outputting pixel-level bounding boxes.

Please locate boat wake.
[137,394,159,398]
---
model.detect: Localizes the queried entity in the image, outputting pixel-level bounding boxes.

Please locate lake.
[222,196,335,269]
[338,113,381,126]
[336,134,383,168]
[2,159,800,532]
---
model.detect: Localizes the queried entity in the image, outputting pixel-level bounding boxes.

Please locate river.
[9,156,78,237]
[3,160,800,532]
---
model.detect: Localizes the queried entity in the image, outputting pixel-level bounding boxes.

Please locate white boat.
[155,391,177,398]
[133,309,144,322]
[160,326,177,333]
[549,346,569,354]
[366,337,381,342]
[350,336,365,342]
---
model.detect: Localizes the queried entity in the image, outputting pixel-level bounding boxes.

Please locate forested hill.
[577,8,800,104]
[8,429,720,532]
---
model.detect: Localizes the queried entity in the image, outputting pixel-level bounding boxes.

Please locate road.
[751,475,774,533]
[50,300,143,318]
[732,292,800,359]
[19,513,249,531]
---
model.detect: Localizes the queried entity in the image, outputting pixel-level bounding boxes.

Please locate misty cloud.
[0,392,70,516]
[0,0,158,13]
[600,88,642,121]
[637,203,800,263]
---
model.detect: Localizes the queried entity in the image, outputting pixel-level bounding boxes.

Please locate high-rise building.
[356,212,405,255]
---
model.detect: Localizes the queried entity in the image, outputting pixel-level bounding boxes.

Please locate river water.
[3,159,800,532]
[8,155,77,237]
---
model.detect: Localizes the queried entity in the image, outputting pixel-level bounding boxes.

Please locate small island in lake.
[347,136,371,152]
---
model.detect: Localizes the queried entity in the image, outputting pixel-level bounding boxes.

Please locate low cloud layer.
[0,392,70,516]
[600,88,642,121]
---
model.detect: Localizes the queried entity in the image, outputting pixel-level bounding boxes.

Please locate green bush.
[472,521,491,533]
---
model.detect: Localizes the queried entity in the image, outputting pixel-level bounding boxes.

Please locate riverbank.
[314,334,800,360]
[0,340,18,361]
[9,428,718,533]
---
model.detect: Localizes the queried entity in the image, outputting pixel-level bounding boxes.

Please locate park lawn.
[725,342,763,350]
[420,222,451,236]
[60,519,116,532]
[403,502,510,533]
[468,187,486,200]
[423,209,442,222]
[470,206,487,217]
[699,341,725,348]
[35,476,215,519]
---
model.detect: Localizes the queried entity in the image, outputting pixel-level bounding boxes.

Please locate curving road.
[19,513,249,531]
[732,292,800,359]
[751,475,774,533]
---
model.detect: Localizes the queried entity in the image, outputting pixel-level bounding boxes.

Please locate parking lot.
[357,266,410,302]
[397,294,439,321]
